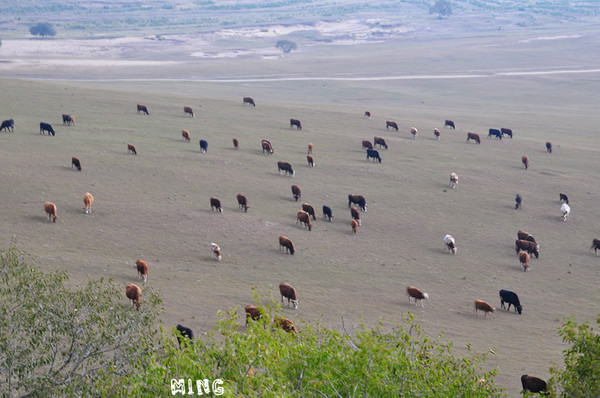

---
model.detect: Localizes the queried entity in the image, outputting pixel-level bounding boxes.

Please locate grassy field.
[2,23,600,396]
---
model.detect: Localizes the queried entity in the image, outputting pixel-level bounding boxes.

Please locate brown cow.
[44,201,57,223]
[71,156,81,171]
[210,197,223,213]
[348,194,367,211]
[474,299,495,318]
[127,144,137,155]
[516,240,539,258]
[273,316,297,333]
[233,138,239,149]
[126,283,142,310]
[517,230,536,243]
[519,252,530,272]
[182,129,190,142]
[373,136,388,149]
[410,127,418,139]
[244,305,262,326]
[279,282,299,309]
[277,161,295,177]
[237,193,249,212]
[386,120,399,131]
[301,203,316,220]
[211,243,221,261]
[279,236,295,255]
[296,210,313,231]
[291,185,302,202]
[306,155,315,167]
[83,192,94,214]
[521,375,547,394]
[136,259,148,283]
[261,139,273,155]
[466,132,480,144]
[243,97,256,107]
[407,286,429,307]
[137,104,149,115]
[184,106,195,117]
[307,143,313,154]
[351,219,358,234]
[290,118,302,129]
[350,207,361,226]
[362,140,373,150]
[522,156,529,169]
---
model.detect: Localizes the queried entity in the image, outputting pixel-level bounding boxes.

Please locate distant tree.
[430,0,452,18]
[276,40,297,54]
[29,22,56,38]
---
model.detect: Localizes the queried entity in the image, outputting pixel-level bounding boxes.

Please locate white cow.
[450,172,458,189]
[443,234,457,254]
[561,203,570,222]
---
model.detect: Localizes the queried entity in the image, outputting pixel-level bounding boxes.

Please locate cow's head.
[516,305,523,314]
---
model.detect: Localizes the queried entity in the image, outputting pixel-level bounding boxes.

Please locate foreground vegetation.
[1,246,599,397]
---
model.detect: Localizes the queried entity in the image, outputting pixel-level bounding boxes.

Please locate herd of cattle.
[2,94,591,395]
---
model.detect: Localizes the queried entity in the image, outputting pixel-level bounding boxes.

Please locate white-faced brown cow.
[279,282,298,309]
[474,299,495,318]
[184,106,195,117]
[307,143,313,154]
[517,230,536,243]
[291,185,302,202]
[519,251,530,272]
[466,132,480,144]
[182,129,190,142]
[237,194,249,212]
[296,210,313,231]
[279,235,295,255]
[386,120,398,131]
[261,139,274,155]
[307,155,315,167]
[277,161,295,177]
[244,305,262,326]
[348,194,367,211]
[407,286,429,307]
[136,259,148,283]
[211,242,221,261]
[210,197,223,213]
[273,316,297,333]
[351,218,359,234]
[126,283,142,310]
[83,192,94,214]
[410,127,418,139]
[515,240,539,258]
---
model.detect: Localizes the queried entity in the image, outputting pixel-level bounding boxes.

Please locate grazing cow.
[125,283,142,310]
[279,282,299,309]
[466,132,480,144]
[307,143,313,154]
[322,205,333,222]
[515,194,522,210]
[515,240,540,258]
[127,144,137,155]
[350,207,361,226]
[443,234,456,254]
[184,106,195,117]
[277,161,295,177]
[366,149,382,163]
[290,118,302,130]
[279,235,295,255]
[406,286,429,307]
[243,97,255,107]
[40,122,55,136]
[373,136,388,149]
[136,259,148,283]
[546,141,552,153]
[302,203,316,220]
[519,251,530,272]
[500,127,513,138]
[199,139,208,153]
[273,316,297,333]
[83,192,94,214]
[561,203,570,222]
[521,375,548,394]
[517,230,536,243]
[296,210,313,231]
[210,197,223,213]
[211,243,221,261]
[362,140,373,150]
[261,139,274,155]
[450,172,458,189]
[474,299,495,318]
[559,193,569,204]
[175,324,194,347]
[410,127,418,139]
[499,289,522,314]
[434,128,440,140]
[71,157,82,171]
[348,194,367,211]
[351,218,359,234]
[522,156,529,169]
[291,185,302,202]
[181,129,190,142]
[590,239,600,255]
[62,114,74,125]
[364,111,371,119]
[444,120,455,129]
[44,201,57,223]
[488,129,502,139]
[237,193,249,212]
[307,155,315,167]
[233,138,239,149]
[386,121,399,131]
[137,104,149,115]
[0,119,14,132]
[244,305,262,326]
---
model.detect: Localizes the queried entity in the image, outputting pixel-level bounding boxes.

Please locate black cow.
[0,119,14,132]
[366,149,382,163]
[199,139,208,153]
[322,205,333,222]
[290,119,302,129]
[243,97,256,107]
[386,121,398,131]
[488,129,502,139]
[40,122,55,136]
[516,240,539,258]
[590,239,600,255]
[515,194,522,210]
[444,120,455,129]
[521,375,548,395]
[137,104,149,115]
[546,141,552,153]
[348,194,367,212]
[71,157,82,171]
[559,193,569,204]
[175,324,194,347]
[278,161,295,177]
[499,289,522,314]
[500,127,513,138]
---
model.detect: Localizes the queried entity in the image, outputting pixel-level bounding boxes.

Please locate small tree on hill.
[30,22,56,38]
[430,0,452,18]
[276,40,297,54]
